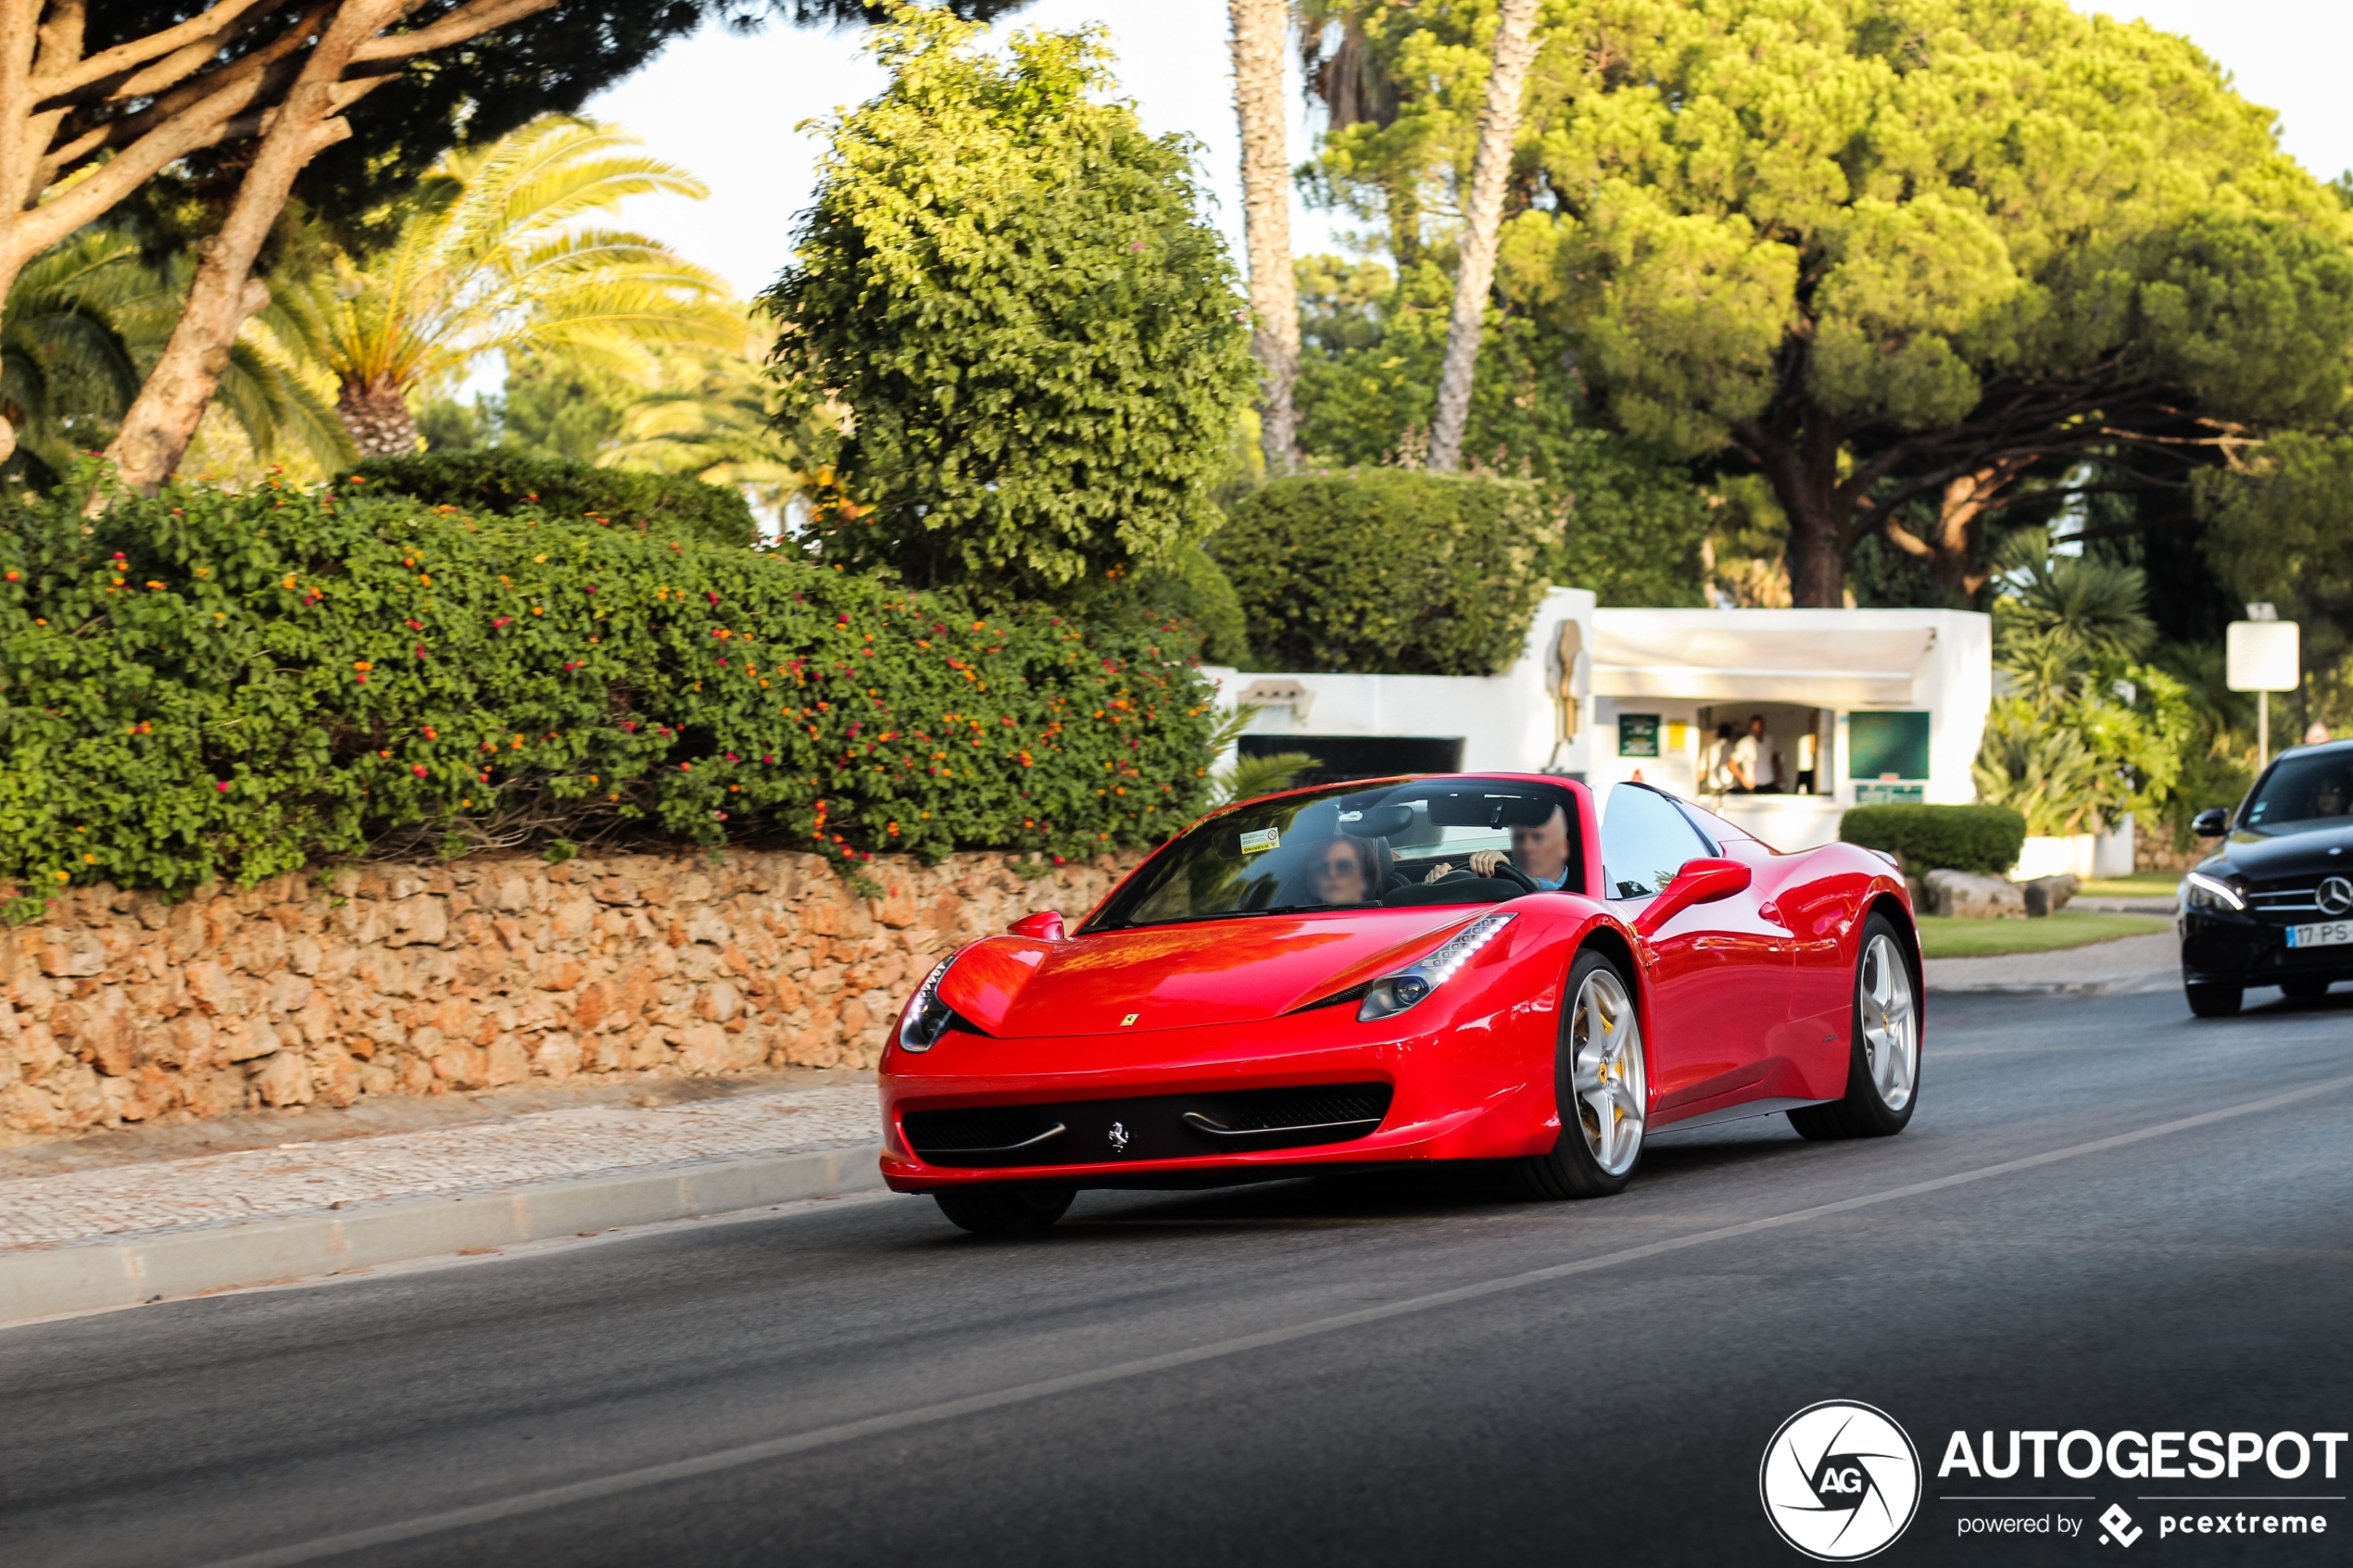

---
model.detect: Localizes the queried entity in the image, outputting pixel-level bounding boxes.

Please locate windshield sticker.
[1239,826,1280,855]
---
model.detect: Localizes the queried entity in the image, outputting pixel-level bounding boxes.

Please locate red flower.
[411,765,428,778]
[493,616,511,629]
[213,780,231,793]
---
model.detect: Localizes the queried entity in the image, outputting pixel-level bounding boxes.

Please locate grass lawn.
[1917,909,2172,960]
[2074,872,2184,898]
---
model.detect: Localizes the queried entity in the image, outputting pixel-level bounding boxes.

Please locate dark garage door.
[1237,734,1466,787]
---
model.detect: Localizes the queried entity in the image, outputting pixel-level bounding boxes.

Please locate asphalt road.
[5,984,2350,1568]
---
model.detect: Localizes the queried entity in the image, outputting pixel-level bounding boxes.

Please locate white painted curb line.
[0,1142,884,1323]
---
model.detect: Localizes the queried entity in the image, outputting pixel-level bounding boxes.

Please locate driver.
[1422,801,1574,891]
[1307,835,1379,907]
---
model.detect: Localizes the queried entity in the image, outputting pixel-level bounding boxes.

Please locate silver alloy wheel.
[1569,965,1646,1175]
[1858,932,1918,1111]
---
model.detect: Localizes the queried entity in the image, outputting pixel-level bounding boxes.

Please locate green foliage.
[1125,545,1252,667]
[1972,670,2195,835]
[1213,470,1554,675]
[0,472,1215,897]
[1289,253,1708,607]
[356,449,758,548]
[2196,430,2353,686]
[1839,804,2026,876]
[1970,532,2195,834]
[1311,1,2353,599]
[761,10,1255,596]
[1212,750,1318,808]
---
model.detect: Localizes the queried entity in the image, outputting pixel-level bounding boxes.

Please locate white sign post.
[2226,609,2300,769]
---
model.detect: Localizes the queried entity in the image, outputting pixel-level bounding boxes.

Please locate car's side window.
[1602,784,1709,900]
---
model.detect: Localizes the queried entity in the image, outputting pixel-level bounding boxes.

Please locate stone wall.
[0,849,1139,1143]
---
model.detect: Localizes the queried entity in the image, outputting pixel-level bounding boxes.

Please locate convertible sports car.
[880,773,1923,1232]
[2178,737,2353,1016]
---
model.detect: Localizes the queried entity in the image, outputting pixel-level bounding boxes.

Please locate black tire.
[2279,977,2332,1002]
[2184,982,2243,1018]
[1791,913,1921,1141]
[933,1183,1074,1235]
[1513,948,1645,1199]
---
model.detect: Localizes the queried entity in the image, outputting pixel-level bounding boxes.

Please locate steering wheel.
[1489,859,1541,893]
[1431,858,1540,893]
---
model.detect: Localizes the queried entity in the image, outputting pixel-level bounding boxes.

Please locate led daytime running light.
[899,958,956,1051]
[1359,913,1517,1022]
[2183,872,2245,911]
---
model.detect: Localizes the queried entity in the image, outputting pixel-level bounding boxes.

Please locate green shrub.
[1211,470,1553,674]
[1839,804,2029,875]
[0,474,1214,896]
[356,449,759,548]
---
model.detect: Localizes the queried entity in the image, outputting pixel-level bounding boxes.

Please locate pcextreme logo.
[1760,1400,1924,1561]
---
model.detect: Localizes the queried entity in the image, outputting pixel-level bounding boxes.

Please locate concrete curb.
[0,1142,884,1324]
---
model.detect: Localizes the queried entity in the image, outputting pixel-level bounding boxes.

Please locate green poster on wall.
[1617,713,1661,759]
[1848,710,1931,781]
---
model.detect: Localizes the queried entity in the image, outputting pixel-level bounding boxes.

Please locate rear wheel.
[1514,949,1646,1199]
[1791,916,1919,1141]
[933,1183,1074,1235]
[2184,982,2243,1018]
[2279,977,2332,1002]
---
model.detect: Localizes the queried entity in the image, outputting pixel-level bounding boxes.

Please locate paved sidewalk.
[0,1084,886,1323]
[0,1085,880,1253]
[1923,931,2177,994]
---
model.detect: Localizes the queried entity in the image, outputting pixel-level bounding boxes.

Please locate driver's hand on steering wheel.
[1423,850,1507,883]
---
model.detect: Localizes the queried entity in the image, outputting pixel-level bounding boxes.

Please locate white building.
[1202,587,1994,852]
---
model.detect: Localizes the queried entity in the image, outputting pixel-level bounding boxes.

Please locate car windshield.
[1085,778,1582,933]
[2239,750,2353,834]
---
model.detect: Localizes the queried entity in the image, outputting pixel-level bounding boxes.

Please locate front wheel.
[1514,949,1647,1199]
[1791,916,1920,1141]
[2185,982,2243,1018]
[933,1183,1074,1235]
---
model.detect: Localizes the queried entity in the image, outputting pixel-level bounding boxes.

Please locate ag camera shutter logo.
[1760,1400,1922,1561]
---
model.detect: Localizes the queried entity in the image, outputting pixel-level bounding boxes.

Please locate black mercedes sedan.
[2179,739,2353,1016]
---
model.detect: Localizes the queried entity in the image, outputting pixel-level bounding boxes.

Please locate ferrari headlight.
[1359,913,1517,1022]
[898,959,958,1052]
[2182,872,2246,913]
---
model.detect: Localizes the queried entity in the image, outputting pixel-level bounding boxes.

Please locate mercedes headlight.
[1359,913,1517,1022]
[2182,872,2246,913]
[898,959,959,1051]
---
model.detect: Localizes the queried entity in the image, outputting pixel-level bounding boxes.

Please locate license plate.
[2286,921,2353,948]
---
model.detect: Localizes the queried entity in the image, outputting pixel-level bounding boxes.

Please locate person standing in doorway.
[1738,714,1781,794]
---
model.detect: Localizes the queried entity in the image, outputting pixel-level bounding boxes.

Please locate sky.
[585,0,2353,302]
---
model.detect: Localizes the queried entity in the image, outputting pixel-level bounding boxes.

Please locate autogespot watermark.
[1759,1400,1923,1561]
[1762,1408,2348,1556]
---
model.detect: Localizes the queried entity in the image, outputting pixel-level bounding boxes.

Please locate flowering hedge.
[0,475,1217,895]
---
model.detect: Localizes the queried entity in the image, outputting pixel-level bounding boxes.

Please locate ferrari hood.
[937,909,1481,1038]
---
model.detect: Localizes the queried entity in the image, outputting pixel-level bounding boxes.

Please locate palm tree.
[603,332,814,520]
[289,116,741,458]
[1229,0,1302,474]
[1427,0,1541,471]
[3,230,346,482]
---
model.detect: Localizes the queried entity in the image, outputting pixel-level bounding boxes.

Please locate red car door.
[1600,784,1793,1113]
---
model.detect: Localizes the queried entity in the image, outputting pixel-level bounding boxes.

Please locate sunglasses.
[1313,856,1365,876]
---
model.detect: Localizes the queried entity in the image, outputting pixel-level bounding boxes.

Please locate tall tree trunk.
[102,1,404,494]
[1748,408,1851,608]
[1228,0,1300,476]
[337,375,418,457]
[1427,0,1541,473]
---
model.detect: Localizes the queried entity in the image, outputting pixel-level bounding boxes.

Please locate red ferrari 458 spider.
[880,773,1921,1232]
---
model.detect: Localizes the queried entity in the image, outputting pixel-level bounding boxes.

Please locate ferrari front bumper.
[876,994,1558,1192]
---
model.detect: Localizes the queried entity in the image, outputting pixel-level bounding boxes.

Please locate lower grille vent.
[902,1082,1393,1169]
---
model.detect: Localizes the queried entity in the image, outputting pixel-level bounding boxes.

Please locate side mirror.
[1633,857,1752,938]
[1008,910,1065,941]
[2191,808,2230,838]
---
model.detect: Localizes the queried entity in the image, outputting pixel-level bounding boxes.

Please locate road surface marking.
[200,1070,2353,1568]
